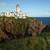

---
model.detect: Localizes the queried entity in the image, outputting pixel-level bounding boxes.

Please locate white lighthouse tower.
[16,4,20,13]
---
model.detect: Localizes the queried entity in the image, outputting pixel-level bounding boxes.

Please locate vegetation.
[0,30,50,50]
[0,16,50,50]
[0,35,50,50]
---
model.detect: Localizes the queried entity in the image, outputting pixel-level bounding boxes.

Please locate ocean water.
[34,17,50,25]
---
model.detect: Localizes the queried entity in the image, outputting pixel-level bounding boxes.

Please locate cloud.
[24,11,50,17]
[24,12,33,17]
[33,11,50,17]
[0,3,5,8]
[11,4,14,6]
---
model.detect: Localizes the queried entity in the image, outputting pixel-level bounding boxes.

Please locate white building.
[0,4,26,19]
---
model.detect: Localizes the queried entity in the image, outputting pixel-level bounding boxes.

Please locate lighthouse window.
[22,14,23,15]
[19,14,20,15]
[9,13,10,15]
[14,14,15,15]
[6,13,7,15]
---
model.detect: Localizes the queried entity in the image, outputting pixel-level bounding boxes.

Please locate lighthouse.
[0,4,26,19]
[16,4,20,13]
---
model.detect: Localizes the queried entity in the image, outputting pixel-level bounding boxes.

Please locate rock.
[0,27,9,42]
[25,20,45,37]
[4,20,17,39]
[0,17,45,42]
[42,24,50,32]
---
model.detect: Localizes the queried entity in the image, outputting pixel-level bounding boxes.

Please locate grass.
[0,36,50,50]
[0,16,50,50]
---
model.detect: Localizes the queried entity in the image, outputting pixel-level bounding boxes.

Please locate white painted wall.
[0,4,26,19]
[16,5,20,12]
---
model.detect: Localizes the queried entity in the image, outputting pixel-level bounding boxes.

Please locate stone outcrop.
[42,24,50,32]
[25,20,45,37]
[0,27,9,42]
[0,17,45,42]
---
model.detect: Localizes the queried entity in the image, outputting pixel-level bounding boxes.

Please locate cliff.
[42,24,50,32]
[0,17,45,42]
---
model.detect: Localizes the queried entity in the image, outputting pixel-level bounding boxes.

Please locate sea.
[34,17,50,25]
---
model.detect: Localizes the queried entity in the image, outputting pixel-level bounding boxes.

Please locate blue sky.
[0,0,50,17]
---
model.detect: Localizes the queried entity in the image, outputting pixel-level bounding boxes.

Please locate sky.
[0,0,50,17]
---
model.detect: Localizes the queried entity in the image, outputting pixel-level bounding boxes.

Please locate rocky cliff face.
[42,24,50,32]
[25,20,45,37]
[0,17,45,42]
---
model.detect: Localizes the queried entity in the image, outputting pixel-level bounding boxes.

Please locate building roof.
[16,4,20,7]
[2,12,5,14]
[10,11,16,13]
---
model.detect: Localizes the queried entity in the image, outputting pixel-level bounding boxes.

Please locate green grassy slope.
[0,16,50,50]
[0,35,50,50]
